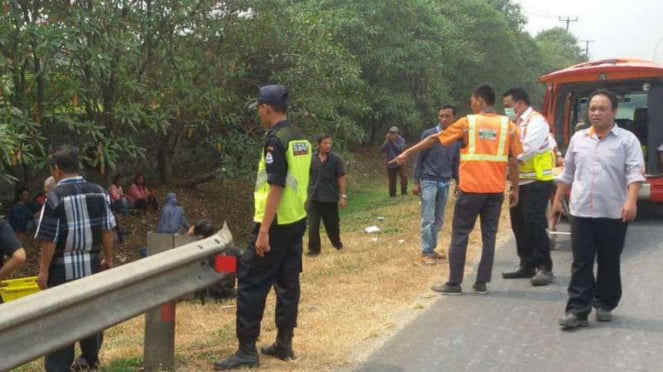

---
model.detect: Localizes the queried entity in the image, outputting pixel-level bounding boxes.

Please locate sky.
[515,0,663,63]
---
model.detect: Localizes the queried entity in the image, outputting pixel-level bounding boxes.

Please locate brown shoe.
[431,251,446,260]
[421,255,437,265]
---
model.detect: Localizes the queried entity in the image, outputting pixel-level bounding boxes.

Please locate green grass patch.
[99,357,142,371]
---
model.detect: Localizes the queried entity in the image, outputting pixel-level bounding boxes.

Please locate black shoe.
[261,343,296,361]
[431,282,462,295]
[558,313,588,329]
[213,349,259,370]
[306,251,320,257]
[502,266,536,279]
[595,308,612,322]
[531,269,554,286]
[472,282,487,294]
[334,244,344,251]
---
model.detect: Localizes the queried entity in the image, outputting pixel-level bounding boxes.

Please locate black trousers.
[307,201,342,254]
[45,328,103,372]
[509,181,555,271]
[387,166,408,197]
[448,192,504,284]
[566,217,628,318]
[236,219,306,345]
[45,261,104,372]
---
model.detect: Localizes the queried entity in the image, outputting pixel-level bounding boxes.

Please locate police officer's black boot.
[260,328,296,361]
[213,340,259,370]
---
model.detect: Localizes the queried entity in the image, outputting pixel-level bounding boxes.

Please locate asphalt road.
[356,217,663,372]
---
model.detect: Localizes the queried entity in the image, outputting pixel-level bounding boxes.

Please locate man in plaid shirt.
[35,145,116,372]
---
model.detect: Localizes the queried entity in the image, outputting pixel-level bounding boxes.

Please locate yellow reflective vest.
[518,112,554,181]
[253,124,312,225]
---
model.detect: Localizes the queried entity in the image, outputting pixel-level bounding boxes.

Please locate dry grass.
[148,196,502,371]
[13,155,515,372]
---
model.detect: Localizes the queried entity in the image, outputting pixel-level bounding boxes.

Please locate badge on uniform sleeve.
[265,152,274,164]
[292,142,310,156]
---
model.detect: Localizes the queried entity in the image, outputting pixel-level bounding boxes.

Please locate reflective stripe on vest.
[461,115,509,162]
[518,111,554,181]
[519,151,554,181]
[255,171,299,192]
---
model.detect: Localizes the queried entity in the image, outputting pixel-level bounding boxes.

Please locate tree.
[535,27,587,74]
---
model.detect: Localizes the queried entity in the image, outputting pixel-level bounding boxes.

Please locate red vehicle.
[539,58,663,204]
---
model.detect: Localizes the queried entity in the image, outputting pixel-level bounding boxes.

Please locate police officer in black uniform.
[214,85,312,370]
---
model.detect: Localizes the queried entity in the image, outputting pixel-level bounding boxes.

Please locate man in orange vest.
[391,83,523,294]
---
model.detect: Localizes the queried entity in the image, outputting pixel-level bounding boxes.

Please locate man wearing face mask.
[501,88,556,286]
[391,83,523,294]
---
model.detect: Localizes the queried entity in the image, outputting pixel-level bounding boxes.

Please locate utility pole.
[559,16,578,32]
[581,39,595,58]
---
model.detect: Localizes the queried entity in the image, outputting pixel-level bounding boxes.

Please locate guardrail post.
[143,233,196,371]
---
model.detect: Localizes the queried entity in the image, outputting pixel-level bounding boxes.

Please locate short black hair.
[502,87,530,106]
[16,187,29,200]
[193,219,215,238]
[50,145,80,173]
[317,134,332,144]
[440,105,457,117]
[472,83,496,106]
[113,174,123,183]
[588,89,618,111]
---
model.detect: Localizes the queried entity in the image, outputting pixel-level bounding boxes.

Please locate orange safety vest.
[459,114,510,193]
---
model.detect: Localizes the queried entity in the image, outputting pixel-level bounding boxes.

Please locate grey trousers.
[448,192,504,284]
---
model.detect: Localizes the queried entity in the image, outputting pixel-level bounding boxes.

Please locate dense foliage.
[0,0,586,187]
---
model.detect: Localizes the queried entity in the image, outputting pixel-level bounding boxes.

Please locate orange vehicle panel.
[540,58,663,204]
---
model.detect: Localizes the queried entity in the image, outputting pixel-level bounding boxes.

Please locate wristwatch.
[341,194,347,199]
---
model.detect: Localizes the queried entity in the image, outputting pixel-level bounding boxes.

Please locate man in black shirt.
[0,219,26,304]
[307,134,347,256]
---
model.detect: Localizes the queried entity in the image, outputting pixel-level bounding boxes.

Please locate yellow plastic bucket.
[0,276,40,302]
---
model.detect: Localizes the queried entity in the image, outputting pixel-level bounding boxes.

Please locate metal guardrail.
[0,224,233,371]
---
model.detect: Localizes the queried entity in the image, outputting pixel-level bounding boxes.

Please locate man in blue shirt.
[413,105,460,265]
[381,126,407,197]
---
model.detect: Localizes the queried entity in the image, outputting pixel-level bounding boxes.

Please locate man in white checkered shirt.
[35,145,116,372]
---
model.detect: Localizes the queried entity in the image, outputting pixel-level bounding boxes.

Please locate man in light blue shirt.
[553,89,645,329]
